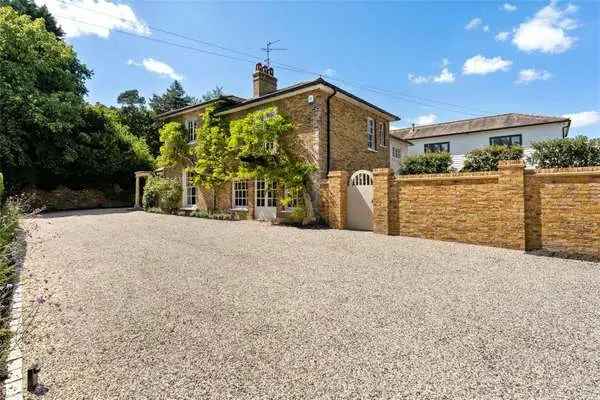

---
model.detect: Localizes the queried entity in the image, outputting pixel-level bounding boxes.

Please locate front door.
[255,180,277,221]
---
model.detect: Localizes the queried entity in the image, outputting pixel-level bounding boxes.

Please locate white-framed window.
[186,119,198,143]
[367,118,375,150]
[232,180,248,209]
[392,147,402,159]
[185,170,196,207]
[378,122,386,147]
[284,187,301,210]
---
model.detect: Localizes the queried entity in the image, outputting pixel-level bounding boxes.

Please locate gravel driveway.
[22,209,600,399]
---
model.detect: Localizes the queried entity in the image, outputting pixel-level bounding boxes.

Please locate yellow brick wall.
[525,167,600,258]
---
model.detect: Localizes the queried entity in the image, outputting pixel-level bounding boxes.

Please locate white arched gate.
[347,170,374,231]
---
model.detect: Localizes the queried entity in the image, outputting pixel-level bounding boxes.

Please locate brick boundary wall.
[324,161,600,258]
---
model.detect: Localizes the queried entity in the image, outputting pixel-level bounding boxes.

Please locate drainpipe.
[326,86,337,175]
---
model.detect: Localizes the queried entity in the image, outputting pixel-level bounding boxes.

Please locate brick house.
[144,63,398,221]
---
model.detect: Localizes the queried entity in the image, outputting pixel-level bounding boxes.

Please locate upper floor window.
[392,147,402,159]
[232,180,247,209]
[424,142,450,153]
[489,134,522,147]
[367,118,375,150]
[378,122,386,147]
[186,119,198,143]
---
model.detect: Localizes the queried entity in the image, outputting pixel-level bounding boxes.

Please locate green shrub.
[191,210,209,218]
[398,152,453,175]
[142,176,182,212]
[530,136,600,168]
[462,145,524,172]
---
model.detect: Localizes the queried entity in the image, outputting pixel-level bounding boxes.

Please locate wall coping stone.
[529,166,600,177]
[397,171,499,182]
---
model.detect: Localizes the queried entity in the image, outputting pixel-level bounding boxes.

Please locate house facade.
[153,63,398,221]
[390,113,571,172]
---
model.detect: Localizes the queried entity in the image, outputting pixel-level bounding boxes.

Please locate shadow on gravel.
[35,207,137,219]
[526,249,600,263]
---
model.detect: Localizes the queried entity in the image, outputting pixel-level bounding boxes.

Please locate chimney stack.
[253,63,277,98]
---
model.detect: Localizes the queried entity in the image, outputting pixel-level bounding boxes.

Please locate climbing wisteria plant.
[155,106,317,216]
[228,107,317,210]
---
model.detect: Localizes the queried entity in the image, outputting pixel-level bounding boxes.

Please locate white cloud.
[465,17,482,30]
[483,25,490,32]
[409,60,455,84]
[563,111,600,128]
[415,114,438,126]
[516,68,552,84]
[408,73,430,84]
[433,68,455,83]
[128,58,183,80]
[322,68,336,77]
[502,3,517,12]
[463,55,512,75]
[512,2,578,54]
[495,31,511,41]
[35,0,149,38]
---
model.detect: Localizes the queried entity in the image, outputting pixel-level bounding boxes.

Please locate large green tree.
[201,86,224,102]
[0,5,91,191]
[149,81,197,115]
[0,0,63,37]
[116,89,161,156]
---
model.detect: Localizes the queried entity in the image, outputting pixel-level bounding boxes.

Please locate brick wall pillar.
[373,168,399,235]
[327,171,348,229]
[498,160,526,250]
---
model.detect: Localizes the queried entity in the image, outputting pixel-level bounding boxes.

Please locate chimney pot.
[253,64,277,97]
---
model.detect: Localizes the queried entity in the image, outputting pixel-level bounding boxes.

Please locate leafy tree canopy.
[149,80,197,115]
[201,86,224,102]
[115,89,161,156]
[117,89,146,107]
[0,0,63,37]
[0,5,91,191]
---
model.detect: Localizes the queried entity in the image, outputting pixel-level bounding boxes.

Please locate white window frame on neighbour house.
[232,180,248,210]
[367,118,375,151]
[392,147,402,159]
[183,170,196,208]
[378,122,386,147]
[186,118,198,143]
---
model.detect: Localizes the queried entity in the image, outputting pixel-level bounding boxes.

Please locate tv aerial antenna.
[261,40,287,67]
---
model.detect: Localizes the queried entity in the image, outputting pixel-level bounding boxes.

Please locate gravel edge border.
[3,281,24,399]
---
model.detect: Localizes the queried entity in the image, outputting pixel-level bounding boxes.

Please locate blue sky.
[37,0,599,137]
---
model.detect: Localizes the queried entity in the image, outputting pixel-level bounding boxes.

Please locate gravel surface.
[22,208,600,399]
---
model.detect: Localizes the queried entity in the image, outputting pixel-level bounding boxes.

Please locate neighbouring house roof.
[158,78,400,121]
[391,113,571,141]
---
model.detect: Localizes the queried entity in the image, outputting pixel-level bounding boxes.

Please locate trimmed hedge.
[142,176,182,212]
[530,136,600,168]
[462,145,524,172]
[398,152,453,175]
